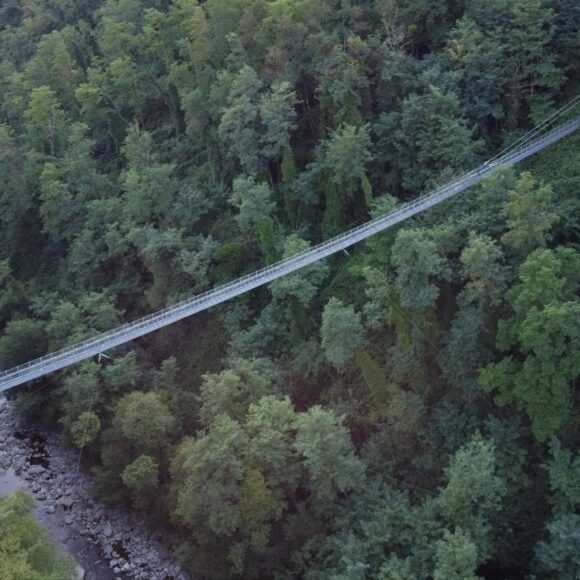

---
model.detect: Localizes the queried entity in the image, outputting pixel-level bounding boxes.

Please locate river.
[0,463,116,579]
[0,396,188,580]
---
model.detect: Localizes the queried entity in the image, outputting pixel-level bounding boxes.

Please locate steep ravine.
[0,396,188,580]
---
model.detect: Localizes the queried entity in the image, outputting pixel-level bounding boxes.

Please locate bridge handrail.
[1,116,578,388]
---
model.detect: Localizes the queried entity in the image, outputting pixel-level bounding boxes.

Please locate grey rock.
[0,451,11,469]
[36,489,47,500]
[60,497,74,509]
[29,464,45,475]
[45,505,56,514]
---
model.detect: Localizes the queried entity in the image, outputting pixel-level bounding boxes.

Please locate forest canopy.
[0,0,579,578]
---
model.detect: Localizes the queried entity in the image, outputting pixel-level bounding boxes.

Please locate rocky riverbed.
[0,396,188,580]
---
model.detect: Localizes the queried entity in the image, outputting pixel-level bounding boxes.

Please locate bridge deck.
[1,116,579,392]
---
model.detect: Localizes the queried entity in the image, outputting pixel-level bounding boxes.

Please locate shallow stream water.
[0,396,187,580]
[0,433,116,579]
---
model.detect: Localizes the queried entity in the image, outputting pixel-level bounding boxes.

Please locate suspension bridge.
[1,108,579,392]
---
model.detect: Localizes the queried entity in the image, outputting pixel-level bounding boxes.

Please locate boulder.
[0,451,11,469]
[60,497,75,509]
[28,464,45,475]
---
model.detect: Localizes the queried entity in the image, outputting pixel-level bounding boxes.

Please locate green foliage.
[534,514,580,580]
[378,87,481,193]
[38,162,73,241]
[122,454,160,509]
[306,447,498,580]
[273,237,328,304]
[171,414,248,537]
[230,175,275,233]
[0,318,47,369]
[102,352,138,393]
[269,236,329,338]
[0,125,30,257]
[43,292,122,349]
[0,260,21,316]
[321,123,372,236]
[362,266,393,330]
[231,467,284,572]
[509,0,563,121]
[543,438,580,516]
[481,248,580,440]
[437,434,505,558]
[218,66,297,174]
[391,228,446,311]
[501,172,559,258]
[0,492,75,579]
[378,556,418,580]
[259,82,298,161]
[70,411,101,448]
[324,124,372,195]
[113,391,175,456]
[198,358,278,425]
[294,405,364,504]
[355,349,392,410]
[433,529,481,580]
[459,233,507,307]
[121,126,177,226]
[59,362,100,432]
[0,1,578,577]
[171,390,366,576]
[321,298,364,369]
[24,29,81,108]
[23,86,69,155]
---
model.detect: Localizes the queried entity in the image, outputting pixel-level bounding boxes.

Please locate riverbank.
[0,396,188,580]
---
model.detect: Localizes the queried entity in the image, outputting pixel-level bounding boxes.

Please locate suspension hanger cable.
[485,94,580,165]
[71,381,97,490]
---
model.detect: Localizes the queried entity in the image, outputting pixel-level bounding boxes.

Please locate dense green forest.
[0,0,579,578]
